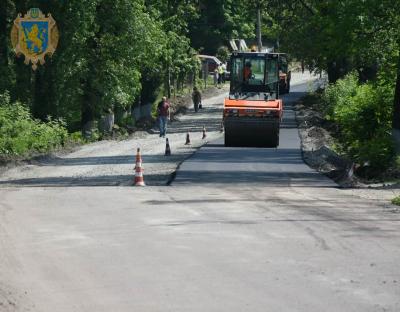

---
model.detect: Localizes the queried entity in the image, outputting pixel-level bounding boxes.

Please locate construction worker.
[214,67,219,86]
[221,62,227,82]
[192,87,202,112]
[218,63,224,85]
[244,62,252,82]
[157,96,170,138]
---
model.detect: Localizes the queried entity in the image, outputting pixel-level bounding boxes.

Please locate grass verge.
[391,196,400,206]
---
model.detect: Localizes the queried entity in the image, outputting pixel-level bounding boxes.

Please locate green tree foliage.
[0,1,16,94]
[189,0,255,54]
[263,0,400,142]
[323,73,394,168]
[267,0,400,83]
[0,0,198,135]
[0,91,68,157]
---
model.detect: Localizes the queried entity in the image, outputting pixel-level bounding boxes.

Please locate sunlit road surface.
[0,72,399,312]
[174,77,332,187]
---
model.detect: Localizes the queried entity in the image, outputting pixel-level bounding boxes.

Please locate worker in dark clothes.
[157,96,170,137]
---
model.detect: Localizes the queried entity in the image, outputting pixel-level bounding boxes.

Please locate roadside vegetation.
[391,195,400,206]
[323,73,395,170]
[300,71,398,181]
[0,92,70,161]
[267,1,400,181]
[0,0,261,160]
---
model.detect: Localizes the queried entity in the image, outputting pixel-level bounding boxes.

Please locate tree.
[0,1,15,94]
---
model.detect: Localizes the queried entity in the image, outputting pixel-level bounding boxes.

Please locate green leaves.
[0,94,68,157]
[323,73,394,168]
[267,0,400,82]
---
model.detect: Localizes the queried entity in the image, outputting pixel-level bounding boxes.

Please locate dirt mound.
[295,101,356,187]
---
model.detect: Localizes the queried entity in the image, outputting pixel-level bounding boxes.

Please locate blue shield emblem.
[11,8,59,70]
[21,21,49,55]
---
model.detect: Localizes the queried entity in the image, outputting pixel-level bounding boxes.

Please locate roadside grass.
[391,195,400,206]
[0,95,66,159]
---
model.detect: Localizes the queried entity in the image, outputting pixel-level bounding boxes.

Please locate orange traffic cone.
[134,148,145,186]
[165,138,171,156]
[202,126,207,139]
[185,131,191,145]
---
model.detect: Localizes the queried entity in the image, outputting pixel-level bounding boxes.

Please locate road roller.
[223,52,283,147]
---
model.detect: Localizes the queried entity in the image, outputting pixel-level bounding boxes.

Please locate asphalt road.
[174,79,335,187]
[0,73,399,312]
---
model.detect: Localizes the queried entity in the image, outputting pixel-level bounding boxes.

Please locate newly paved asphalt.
[174,79,335,188]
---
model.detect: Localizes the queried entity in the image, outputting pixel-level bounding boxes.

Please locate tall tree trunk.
[327,60,346,84]
[0,1,8,66]
[167,66,171,98]
[0,1,15,93]
[393,50,400,130]
[256,5,262,52]
[81,81,95,138]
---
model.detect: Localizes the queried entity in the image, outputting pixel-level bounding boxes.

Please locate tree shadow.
[0,173,172,187]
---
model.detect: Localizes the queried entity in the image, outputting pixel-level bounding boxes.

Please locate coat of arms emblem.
[11,8,59,70]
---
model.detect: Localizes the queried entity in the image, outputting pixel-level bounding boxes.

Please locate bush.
[323,73,395,169]
[216,46,230,63]
[0,92,69,158]
[323,72,358,118]
[391,196,400,206]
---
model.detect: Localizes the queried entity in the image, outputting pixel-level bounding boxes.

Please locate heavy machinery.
[277,53,291,94]
[223,51,283,147]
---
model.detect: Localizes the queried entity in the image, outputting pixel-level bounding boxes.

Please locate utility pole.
[256,2,263,52]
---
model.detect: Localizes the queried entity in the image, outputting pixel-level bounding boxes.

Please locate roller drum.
[224,117,280,147]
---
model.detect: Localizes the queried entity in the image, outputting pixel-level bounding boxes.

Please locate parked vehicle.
[197,55,223,74]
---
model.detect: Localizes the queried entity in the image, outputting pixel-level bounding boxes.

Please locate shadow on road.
[34,153,192,167]
[0,173,172,187]
[183,148,302,164]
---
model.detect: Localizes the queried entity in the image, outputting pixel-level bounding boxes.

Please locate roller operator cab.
[223,52,283,147]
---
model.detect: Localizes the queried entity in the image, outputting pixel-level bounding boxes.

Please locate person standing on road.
[157,96,170,137]
[192,87,202,112]
[218,63,224,85]
[214,67,219,86]
[221,62,227,83]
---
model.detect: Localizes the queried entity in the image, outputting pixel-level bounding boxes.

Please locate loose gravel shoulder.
[0,87,228,187]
